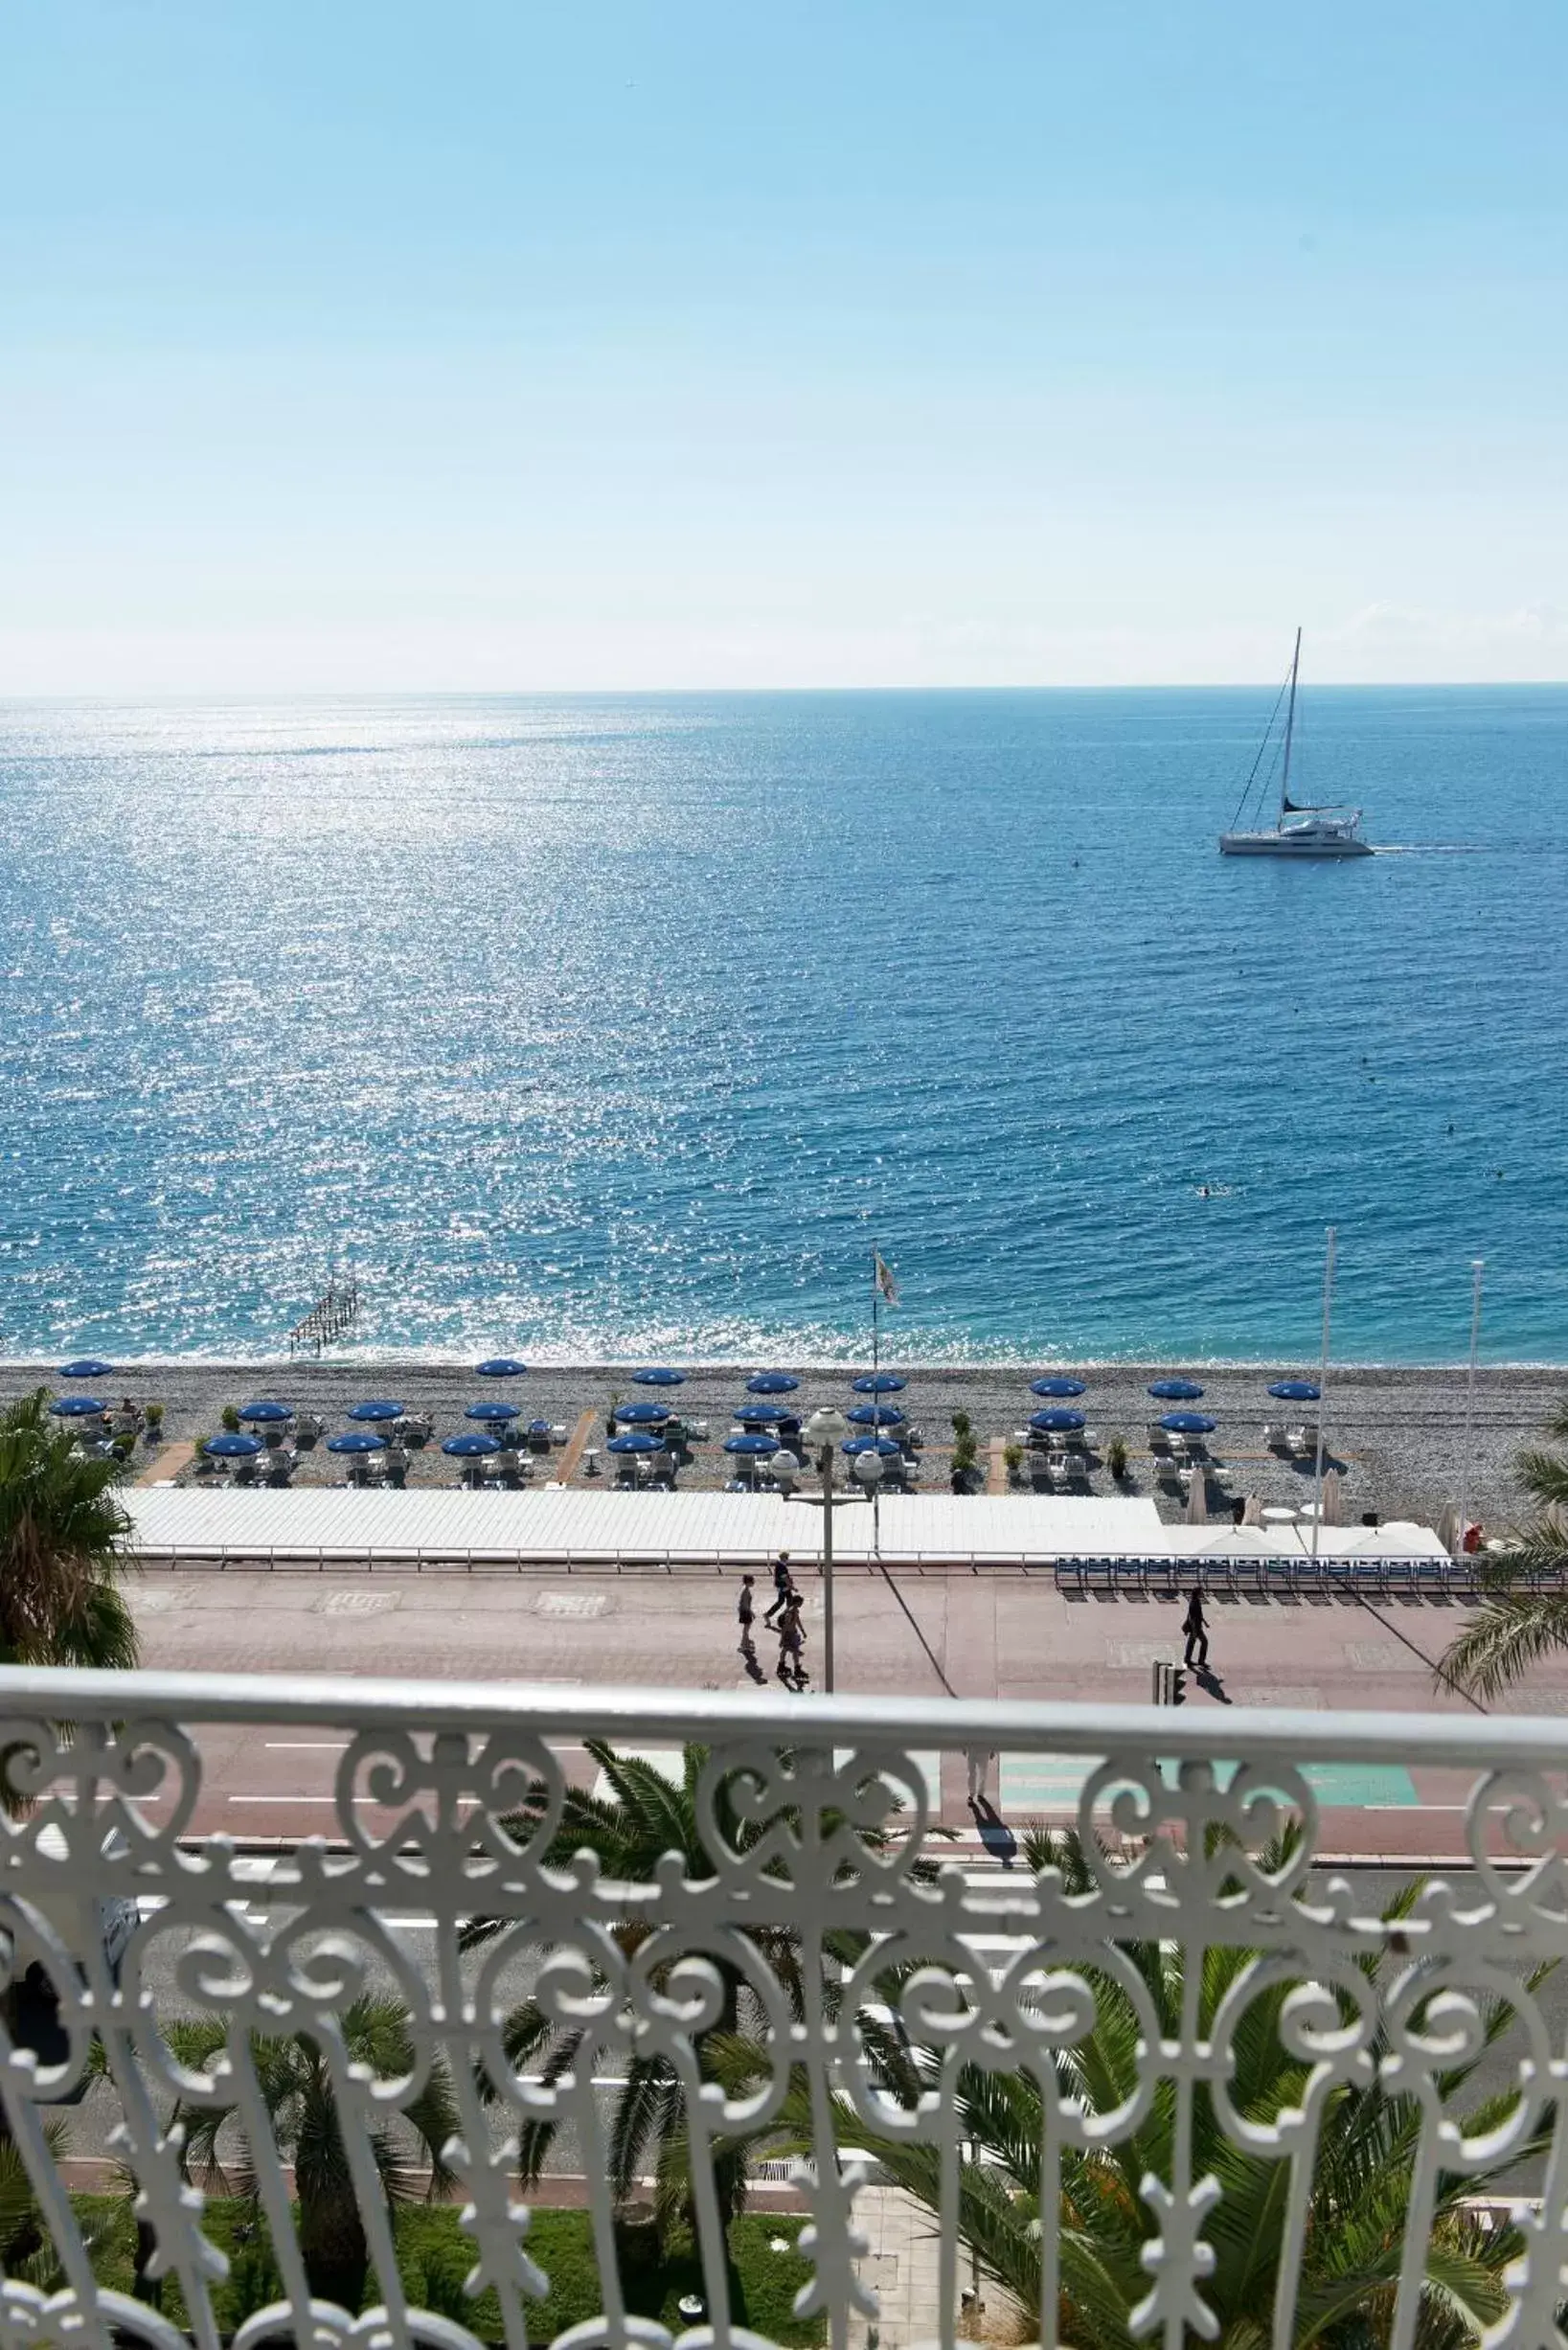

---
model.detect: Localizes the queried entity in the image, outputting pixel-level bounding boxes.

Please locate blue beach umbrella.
[1148,1379,1204,1402]
[843,1434,901,1458]
[724,1432,779,1456]
[747,1372,799,1395]
[851,1373,906,1396]
[1029,1407,1086,1434]
[442,1431,500,1458]
[58,1358,114,1380]
[49,1396,106,1419]
[465,1400,520,1425]
[348,1399,404,1424]
[633,1366,686,1387]
[849,1403,905,1428]
[1268,1380,1321,1402]
[1030,1376,1086,1399]
[607,1430,662,1455]
[1160,1411,1216,1435]
[203,1432,263,1459]
[738,1402,794,1426]
[238,1401,293,1426]
[615,1401,670,1426]
[475,1357,528,1380]
[329,1430,387,1454]
[526,1418,553,1436]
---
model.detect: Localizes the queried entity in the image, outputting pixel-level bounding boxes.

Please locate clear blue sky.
[2,2,1564,690]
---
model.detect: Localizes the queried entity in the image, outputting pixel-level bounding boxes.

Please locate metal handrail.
[125,1539,1482,1585]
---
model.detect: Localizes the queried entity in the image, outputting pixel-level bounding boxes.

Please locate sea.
[2,687,1565,1367]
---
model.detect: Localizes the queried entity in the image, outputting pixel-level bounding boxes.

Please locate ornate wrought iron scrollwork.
[3,1687,1568,2350]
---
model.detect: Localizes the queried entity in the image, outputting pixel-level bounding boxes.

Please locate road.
[117,1563,1568,1861]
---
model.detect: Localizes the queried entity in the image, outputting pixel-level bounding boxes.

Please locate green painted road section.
[1000,1754,1420,1814]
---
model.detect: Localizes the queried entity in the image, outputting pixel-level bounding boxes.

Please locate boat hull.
[1218,832,1374,858]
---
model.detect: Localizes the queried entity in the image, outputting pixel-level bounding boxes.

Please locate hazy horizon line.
[7,674,1568,705]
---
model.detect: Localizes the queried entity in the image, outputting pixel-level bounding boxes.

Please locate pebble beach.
[5,1357,1561,1531]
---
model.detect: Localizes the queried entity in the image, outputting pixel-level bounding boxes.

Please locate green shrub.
[1003,1441,1024,1479]
[1106,1432,1128,1479]
[68,2197,823,2345]
[950,1409,972,1440]
[219,1403,241,1433]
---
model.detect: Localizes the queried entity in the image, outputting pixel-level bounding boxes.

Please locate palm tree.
[1442,1399,1568,1700]
[0,1386,138,1671]
[821,1827,1543,2350]
[164,1997,459,2314]
[466,1741,928,2240]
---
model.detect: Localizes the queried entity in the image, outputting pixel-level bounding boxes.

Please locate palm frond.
[1440,1587,1568,1700]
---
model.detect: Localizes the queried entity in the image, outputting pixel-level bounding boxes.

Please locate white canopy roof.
[123,1486,1167,1567]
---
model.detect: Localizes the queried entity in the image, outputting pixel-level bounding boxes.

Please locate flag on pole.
[874,1253,899,1307]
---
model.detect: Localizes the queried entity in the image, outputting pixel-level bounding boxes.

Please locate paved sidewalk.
[848,2189,944,2350]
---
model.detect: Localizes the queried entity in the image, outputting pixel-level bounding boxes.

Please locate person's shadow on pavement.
[969,1796,1019,1867]
[1195,1665,1232,1704]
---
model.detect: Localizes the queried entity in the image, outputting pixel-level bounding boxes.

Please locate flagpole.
[1458,1259,1484,1552]
[1311,1226,1336,1562]
[871,1249,881,1559]
[872,1249,879,1385]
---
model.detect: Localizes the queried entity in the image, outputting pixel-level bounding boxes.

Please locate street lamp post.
[802,1406,851,1692]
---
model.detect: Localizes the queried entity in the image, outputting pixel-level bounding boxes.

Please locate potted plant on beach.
[1105,1431,1128,1481]
[1003,1441,1024,1488]
[142,1402,164,1444]
[219,1403,241,1434]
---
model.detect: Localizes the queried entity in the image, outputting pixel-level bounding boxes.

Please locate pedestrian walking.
[1182,1587,1209,1671]
[762,1551,792,1625]
[737,1573,757,1660]
[777,1593,807,1690]
[966,1746,996,1808]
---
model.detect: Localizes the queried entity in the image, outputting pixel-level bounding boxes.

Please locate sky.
[1,1,1565,693]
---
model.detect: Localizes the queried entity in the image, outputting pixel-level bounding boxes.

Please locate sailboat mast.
[1278,627,1302,825]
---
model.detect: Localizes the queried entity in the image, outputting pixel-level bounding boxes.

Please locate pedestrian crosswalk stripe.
[997,1755,1420,1815]
[835,1748,943,1813]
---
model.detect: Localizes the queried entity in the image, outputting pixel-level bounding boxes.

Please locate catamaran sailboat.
[1219,629,1373,856]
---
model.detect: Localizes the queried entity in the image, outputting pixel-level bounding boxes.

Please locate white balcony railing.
[3,1670,1568,2350]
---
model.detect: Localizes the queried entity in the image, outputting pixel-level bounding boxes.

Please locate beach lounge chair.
[1262,1554,1297,1598]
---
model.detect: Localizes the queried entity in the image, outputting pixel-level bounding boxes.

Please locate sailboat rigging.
[1219,629,1374,856]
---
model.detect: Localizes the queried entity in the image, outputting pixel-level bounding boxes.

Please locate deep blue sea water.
[2,688,1565,1364]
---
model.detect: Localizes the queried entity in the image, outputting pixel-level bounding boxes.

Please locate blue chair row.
[1051,1552,1482,1598]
